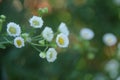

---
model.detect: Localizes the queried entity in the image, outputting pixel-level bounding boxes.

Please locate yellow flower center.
[9,26,16,34]
[58,37,64,45]
[33,20,39,26]
[108,38,112,43]
[50,52,53,59]
[16,40,22,47]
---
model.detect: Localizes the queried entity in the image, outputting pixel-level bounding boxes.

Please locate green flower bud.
[87,53,95,60]
[38,7,48,16]
[0,15,6,21]
[39,52,46,58]
[38,40,45,45]
[21,33,31,42]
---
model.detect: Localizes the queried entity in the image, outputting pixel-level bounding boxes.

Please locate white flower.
[116,76,120,80]
[58,22,69,36]
[80,28,94,40]
[104,59,119,79]
[93,74,107,80]
[113,0,120,6]
[42,27,54,42]
[105,59,119,72]
[46,48,57,62]
[29,16,43,28]
[14,37,25,48]
[39,52,46,58]
[7,22,21,37]
[103,33,117,46]
[56,33,69,48]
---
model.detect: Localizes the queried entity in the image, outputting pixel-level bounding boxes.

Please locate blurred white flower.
[39,52,46,58]
[46,48,57,62]
[58,22,69,36]
[7,22,21,37]
[113,0,120,6]
[42,27,54,42]
[56,33,69,48]
[29,16,43,28]
[103,33,117,46]
[80,28,94,40]
[93,74,107,80]
[116,76,120,80]
[104,59,119,79]
[14,37,25,48]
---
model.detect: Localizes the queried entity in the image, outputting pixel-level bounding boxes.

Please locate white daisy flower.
[7,22,21,37]
[103,33,117,46]
[29,16,43,28]
[56,33,69,48]
[46,48,57,62]
[39,52,46,58]
[58,22,69,36]
[80,28,94,40]
[42,27,54,42]
[14,37,25,48]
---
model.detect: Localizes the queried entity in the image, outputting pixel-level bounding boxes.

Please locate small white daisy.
[46,48,57,62]
[7,22,21,37]
[14,37,25,48]
[80,28,94,40]
[42,27,54,42]
[103,33,117,46]
[39,52,46,58]
[56,33,69,48]
[58,22,69,36]
[29,16,43,28]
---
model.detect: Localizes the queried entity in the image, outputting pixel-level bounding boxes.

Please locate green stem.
[4,37,12,44]
[31,45,41,52]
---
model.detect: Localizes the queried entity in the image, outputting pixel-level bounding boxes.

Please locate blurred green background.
[1,0,120,80]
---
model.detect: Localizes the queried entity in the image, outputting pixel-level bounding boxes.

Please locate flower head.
[42,27,54,42]
[29,16,43,28]
[14,37,25,48]
[56,33,69,48]
[103,33,117,46]
[7,22,21,37]
[58,22,69,36]
[46,48,57,62]
[80,28,94,40]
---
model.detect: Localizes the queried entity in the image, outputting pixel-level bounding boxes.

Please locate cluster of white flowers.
[6,14,70,63]
[39,22,70,62]
[79,28,118,47]
[7,22,25,48]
